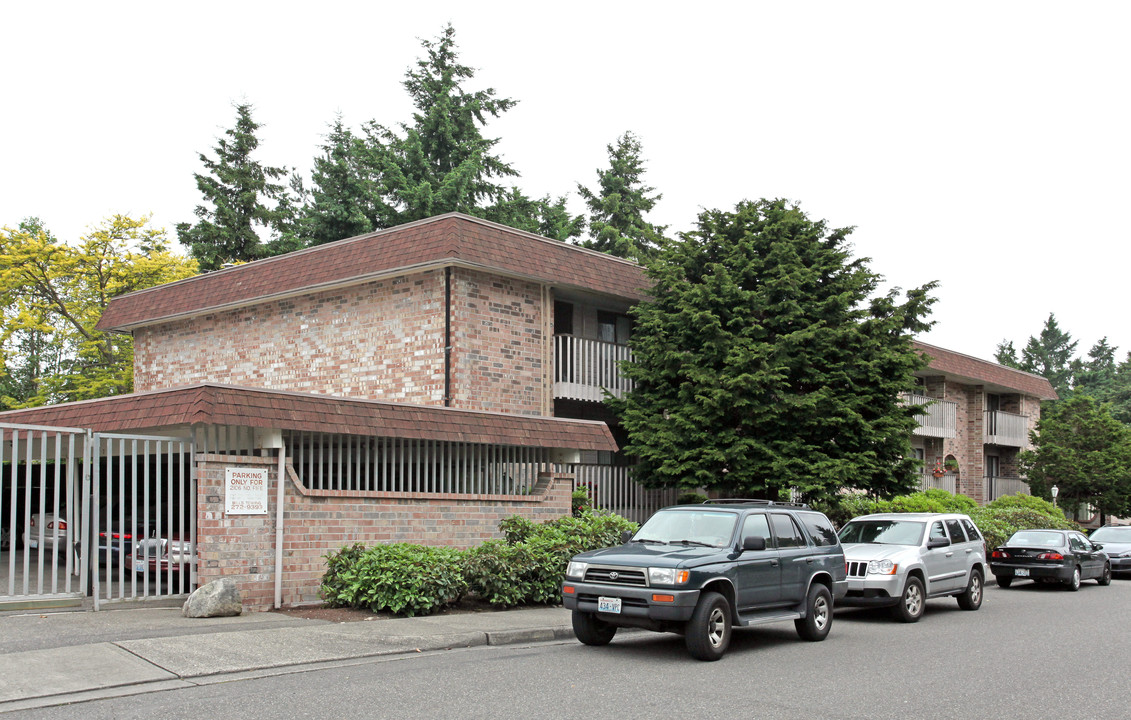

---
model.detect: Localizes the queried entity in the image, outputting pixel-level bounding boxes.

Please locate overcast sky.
[3,1,1128,364]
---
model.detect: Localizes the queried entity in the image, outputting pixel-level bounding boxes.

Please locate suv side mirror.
[742,535,767,552]
[620,530,634,544]
[927,537,951,549]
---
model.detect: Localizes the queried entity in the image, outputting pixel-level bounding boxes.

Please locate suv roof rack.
[705,499,812,509]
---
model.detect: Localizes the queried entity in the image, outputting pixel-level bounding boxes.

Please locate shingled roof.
[0,384,619,451]
[97,214,649,332]
[913,341,1058,400]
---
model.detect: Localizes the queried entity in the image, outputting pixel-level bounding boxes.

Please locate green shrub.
[969,506,1080,550]
[678,492,710,505]
[571,487,592,517]
[319,543,468,617]
[815,493,883,528]
[498,515,537,544]
[877,489,979,514]
[986,493,1062,516]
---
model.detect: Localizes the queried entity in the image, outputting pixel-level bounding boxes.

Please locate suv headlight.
[868,559,898,575]
[565,561,588,579]
[648,567,690,585]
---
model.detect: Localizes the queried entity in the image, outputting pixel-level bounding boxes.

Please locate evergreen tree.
[302,116,375,245]
[607,199,937,502]
[1075,337,1118,400]
[177,103,294,270]
[482,188,584,241]
[358,24,518,227]
[996,313,1077,397]
[577,131,665,262]
[1019,395,1131,522]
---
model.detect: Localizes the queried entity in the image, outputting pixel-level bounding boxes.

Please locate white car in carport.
[837,512,987,622]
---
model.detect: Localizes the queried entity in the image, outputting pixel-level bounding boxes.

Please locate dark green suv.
[562,500,847,660]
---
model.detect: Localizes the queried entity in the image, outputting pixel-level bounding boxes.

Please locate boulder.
[183,577,244,618]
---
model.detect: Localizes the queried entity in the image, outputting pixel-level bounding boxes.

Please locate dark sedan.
[989,529,1111,591]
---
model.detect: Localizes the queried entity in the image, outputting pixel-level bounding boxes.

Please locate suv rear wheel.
[685,591,731,661]
[572,611,617,646]
[795,583,833,641]
[891,576,925,623]
[957,569,983,610]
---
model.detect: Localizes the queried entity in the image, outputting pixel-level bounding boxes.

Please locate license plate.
[598,596,622,614]
[1015,569,1029,577]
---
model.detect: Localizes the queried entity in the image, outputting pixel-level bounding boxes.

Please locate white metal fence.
[284,431,550,496]
[563,464,681,524]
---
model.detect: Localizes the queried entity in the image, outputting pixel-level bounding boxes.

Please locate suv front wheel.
[572,611,617,646]
[891,576,925,623]
[685,591,731,661]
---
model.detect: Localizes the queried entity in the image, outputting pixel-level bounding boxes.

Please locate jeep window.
[742,513,771,547]
[839,520,926,546]
[961,519,982,542]
[945,519,967,543]
[634,510,737,547]
[770,514,807,548]
[930,522,947,543]
[798,512,839,547]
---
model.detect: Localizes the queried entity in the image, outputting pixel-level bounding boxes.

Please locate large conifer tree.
[577,131,665,262]
[177,103,293,270]
[302,116,376,245]
[608,199,937,502]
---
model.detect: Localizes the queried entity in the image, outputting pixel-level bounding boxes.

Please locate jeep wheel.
[1098,563,1112,586]
[685,591,731,661]
[996,576,1013,589]
[1065,566,1081,591]
[957,569,983,611]
[891,576,925,623]
[572,611,617,646]
[794,583,833,641]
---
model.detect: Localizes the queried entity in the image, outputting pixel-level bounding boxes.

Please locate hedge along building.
[0,214,642,610]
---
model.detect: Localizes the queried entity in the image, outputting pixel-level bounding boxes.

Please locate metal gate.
[1,422,196,610]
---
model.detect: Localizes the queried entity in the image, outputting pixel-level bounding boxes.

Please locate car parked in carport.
[989,529,1111,590]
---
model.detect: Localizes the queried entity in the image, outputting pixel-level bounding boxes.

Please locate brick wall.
[449,268,548,415]
[194,454,572,610]
[133,271,448,404]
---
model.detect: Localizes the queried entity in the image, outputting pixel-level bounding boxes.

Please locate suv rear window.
[770,514,807,548]
[961,519,982,542]
[945,519,967,543]
[798,512,839,547]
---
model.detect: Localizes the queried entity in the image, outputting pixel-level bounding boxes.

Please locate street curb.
[484,626,574,645]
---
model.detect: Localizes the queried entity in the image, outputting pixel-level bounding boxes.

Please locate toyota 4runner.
[562,500,848,661]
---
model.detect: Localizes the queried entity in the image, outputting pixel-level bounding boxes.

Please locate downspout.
[273,443,286,608]
[444,267,452,407]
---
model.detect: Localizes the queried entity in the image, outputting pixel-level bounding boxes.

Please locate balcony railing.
[985,411,1028,447]
[902,393,957,438]
[918,471,957,494]
[553,335,633,402]
[558,463,681,524]
[986,476,1030,501]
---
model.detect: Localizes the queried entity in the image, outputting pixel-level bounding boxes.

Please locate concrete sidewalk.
[0,604,575,712]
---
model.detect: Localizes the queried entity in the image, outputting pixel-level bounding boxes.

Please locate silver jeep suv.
[837,512,986,622]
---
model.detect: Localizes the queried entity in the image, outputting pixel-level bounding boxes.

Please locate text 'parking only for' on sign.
[225,467,268,515]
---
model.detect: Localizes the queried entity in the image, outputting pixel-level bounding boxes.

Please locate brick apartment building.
[0,213,1054,609]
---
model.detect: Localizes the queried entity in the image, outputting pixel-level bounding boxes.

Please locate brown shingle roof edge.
[913,341,1058,400]
[0,384,619,452]
[96,213,649,332]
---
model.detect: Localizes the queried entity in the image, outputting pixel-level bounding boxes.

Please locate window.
[799,513,839,547]
[1069,534,1089,552]
[770,514,807,548]
[945,519,967,543]
[961,519,982,542]
[743,514,771,546]
[597,310,631,345]
[930,522,948,542]
[554,301,574,335]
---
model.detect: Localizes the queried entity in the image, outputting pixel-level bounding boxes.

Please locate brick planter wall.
[194,454,572,610]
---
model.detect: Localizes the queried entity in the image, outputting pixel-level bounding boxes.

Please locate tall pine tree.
[177,103,294,270]
[577,131,666,262]
[607,199,937,502]
[302,115,376,245]
[996,313,1078,397]
[358,24,518,226]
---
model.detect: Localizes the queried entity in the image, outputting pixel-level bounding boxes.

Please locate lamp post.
[1051,484,1059,508]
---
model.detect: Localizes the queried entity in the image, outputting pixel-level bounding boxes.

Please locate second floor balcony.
[985,410,1029,447]
[553,335,633,402]
[903,393,958,438]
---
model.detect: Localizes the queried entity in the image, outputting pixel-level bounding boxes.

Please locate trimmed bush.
[571,487,592,517]
[678,492,710,505]
[969,506,1080,550]
[320,543,468,617]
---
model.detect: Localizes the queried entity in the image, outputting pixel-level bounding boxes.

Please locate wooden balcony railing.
[553,335,634,402]
[984,411,1029,447]
[902,393,957,438]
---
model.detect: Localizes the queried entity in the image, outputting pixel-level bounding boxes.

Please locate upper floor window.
[598,310,632,345]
